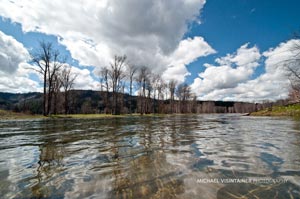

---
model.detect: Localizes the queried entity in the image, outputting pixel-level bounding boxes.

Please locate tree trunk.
[64,91,68,114]
[43,73,47,116]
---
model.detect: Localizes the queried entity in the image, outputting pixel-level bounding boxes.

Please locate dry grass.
[0,109,45,120]
[250,103,300,117]
[0,110,168,120]
[52,113,128,119]
[51,113,169,119]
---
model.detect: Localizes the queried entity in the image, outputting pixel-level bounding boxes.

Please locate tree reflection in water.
[109,151,184,199]
[30,144,65,198]
[108,117,187,198]
[0,115,300,199]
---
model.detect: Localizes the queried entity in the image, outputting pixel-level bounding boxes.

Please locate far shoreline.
[2,104,300,120]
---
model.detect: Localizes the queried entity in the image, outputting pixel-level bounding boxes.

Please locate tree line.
[97,55,198,115]
[29,38,300,116]
[6,90,283,115]
[30,41,199,115]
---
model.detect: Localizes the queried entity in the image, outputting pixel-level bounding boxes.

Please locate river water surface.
[0,114,300,199]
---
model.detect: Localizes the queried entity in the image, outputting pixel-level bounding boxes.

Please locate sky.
[0,0,300,102]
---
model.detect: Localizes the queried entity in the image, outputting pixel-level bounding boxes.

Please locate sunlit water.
[0,115,300,199]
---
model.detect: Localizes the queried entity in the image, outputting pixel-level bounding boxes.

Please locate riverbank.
[250,103,300,117]
[51,113,137,119]
[0,110,164,120]
[3,105,300,120]
[0,110,45,120]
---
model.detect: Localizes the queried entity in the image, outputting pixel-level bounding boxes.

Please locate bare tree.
[127,65,137,114]
[151,74,161,113]
[288,68,300,102]
[145,73,153,114]
[60,65,77,114]
[285,39,300,102]
[136,67,150,115]
[30,41,64,116]
[168,79,177,113]
[108,55,127,115]
[99,67,110,114]
[156,78,166,113]
[288,87,300,102]
[176,83,192,113]
[52,74,61,114]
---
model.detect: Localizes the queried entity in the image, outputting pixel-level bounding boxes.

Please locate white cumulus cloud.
[163,36,216,83]
[191,40,300,102]
[0,0,209,82]
[0,30,29,73]
[191,43,261,99]
[0,31,41,93]
[71,67,100,90]
[0,63,41,93]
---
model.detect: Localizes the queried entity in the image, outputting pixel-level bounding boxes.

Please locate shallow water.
[0,114,299,199]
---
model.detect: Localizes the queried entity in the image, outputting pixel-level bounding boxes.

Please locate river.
[0,114,299,199]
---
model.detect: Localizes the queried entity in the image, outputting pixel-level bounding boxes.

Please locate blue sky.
[0,0,300,102]
[185,0,300,83]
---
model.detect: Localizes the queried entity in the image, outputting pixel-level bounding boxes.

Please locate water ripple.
[0,115,299,198]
